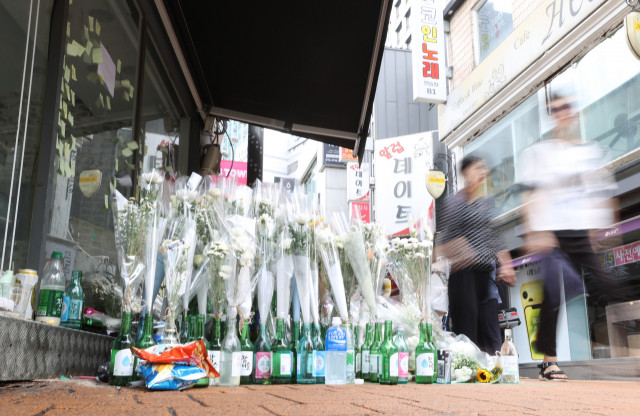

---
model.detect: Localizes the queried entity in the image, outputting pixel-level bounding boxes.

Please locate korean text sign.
[347,162,370,202]
[374,132,435,236]
[411,0,446,104]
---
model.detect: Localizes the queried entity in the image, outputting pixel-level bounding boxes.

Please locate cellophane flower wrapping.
[363,223,388,298]
[316,226,348,322]
[332,212,378,319]
[111,189,154,314]
[275,228,293,320]
[140,170,167,314]
[289,190,313,324]
[161,220,197,342]
[206,238,231,318]
[225,226,258,332]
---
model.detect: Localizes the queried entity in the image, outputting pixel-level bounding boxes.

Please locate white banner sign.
[411,0,446,104]
[347,162,370,202]
[374,132,435,236]
[438,0,606,139]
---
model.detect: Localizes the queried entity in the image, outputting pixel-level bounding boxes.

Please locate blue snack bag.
[140,363,207,390]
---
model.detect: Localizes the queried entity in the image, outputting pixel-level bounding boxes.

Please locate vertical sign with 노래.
[347,162,370,201]
[375,132,435,236]
[412,0,446,104]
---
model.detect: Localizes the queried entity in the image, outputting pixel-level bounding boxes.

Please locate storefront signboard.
[411,0,446,104]
[426,170,446,198]
[78,170,102,198]
[347,162,370,202]
[220,160,248,186]
[350,201,370,223]
[598,241,640,268]
[374,132,435,236]
[322,143,346,168]
[438,0,606,139]
[340,146,358,162]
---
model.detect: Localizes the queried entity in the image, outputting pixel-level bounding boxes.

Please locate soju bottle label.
[255,352,271,379]
[231,352,242,377]
[61,296,70,322]
[389,353,399,377]
[297,353,301,374]
[36,289,63,318]
[346,349,354,373]
[312,351,325,377]
[416,353,435,376]
[398,352,409,378]
[279,352,291,375]
[356,353,361,373]
[501,356,519,382]
[240,351,253,376]
[112,349,134,376]
[362,351,370,373]
[208,351,220,372]
[370,354,379,374]
[69,300,83,321]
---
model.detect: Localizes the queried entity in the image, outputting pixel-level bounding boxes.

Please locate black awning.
[167,0,391,159]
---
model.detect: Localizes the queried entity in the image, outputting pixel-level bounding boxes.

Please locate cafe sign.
[438,0,606,140]
[78,170,102,198]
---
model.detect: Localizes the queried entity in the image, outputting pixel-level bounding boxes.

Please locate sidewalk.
[1,378,640,416]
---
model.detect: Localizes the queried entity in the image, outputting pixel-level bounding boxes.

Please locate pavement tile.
[0,403,55,416]
[171,405,277,416]
[262,403,375,416]
[47,406,170,416]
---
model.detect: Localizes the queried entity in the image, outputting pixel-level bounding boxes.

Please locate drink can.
[436,349,451,384]
[16,269,38,320]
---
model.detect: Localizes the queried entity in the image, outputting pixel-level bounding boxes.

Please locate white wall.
[263,129,291,182]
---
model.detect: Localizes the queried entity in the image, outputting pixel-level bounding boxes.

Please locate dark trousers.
[478,298,502,354]
[448,267,491,347]
[537,235,613,357]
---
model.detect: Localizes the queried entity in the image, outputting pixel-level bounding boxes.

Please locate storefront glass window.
[139,34,185,175]
[475,0,513,63]
[0,0,54,270]
[47,0,141,293]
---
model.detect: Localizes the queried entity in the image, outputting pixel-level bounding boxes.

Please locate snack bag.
[140,363,206,390]
[131,339,219,377]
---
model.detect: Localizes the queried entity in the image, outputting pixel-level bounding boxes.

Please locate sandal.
[538,362,569,381]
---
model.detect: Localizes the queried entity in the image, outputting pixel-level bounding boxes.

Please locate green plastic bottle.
[380,320,398,385]
[35,252,65,326]
[369,322,383,383]
[415,323,437,384]
[109,312,134,386]
[61,271,83,329]
[270,318,292,384]
[240,320,254,385]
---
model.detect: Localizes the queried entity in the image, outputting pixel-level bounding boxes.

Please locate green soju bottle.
[361,323,373,381]
[240,320,254,385]
[291,320,300,384]
[208,317,223,386]
[297,323,315,384]
[394,325,409,384]
[270,318,292,384]
[186,315,197,342]
[369,322,383,383]
[380,320,398,385]
[109,311,134,386]
[133,311,157,380]
[61,271,83,329]
[194,315,210,388]
[312,323,325,384]
[415,323,437,384]
[253,322,272,384]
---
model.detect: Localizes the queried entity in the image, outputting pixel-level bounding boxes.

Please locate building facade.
[441,0,640,377]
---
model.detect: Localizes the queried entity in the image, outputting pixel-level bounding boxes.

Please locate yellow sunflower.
[477,367,491,383]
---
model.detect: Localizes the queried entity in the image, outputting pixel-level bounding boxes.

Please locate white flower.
[450,341,476,358]
[424,228,434,242]
[221,265,232,273]
[282,238,292,250]
[391,238,402,247]
[408,238,419,244]
[175,189,198,202]
[141,171,163,184]
[414,252,426,259]
[294,213,310,225]
[240,250,254,267]
[404,243,413,251]
[209,188,222,198]
[231,227,245,239]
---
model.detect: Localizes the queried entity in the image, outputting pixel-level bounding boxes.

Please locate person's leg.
[478,299,502,354]
[537,249,568,379]
[448,268,479,345]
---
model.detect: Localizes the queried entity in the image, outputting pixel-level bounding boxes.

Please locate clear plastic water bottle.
[35,252,65,326]
[325,317,346,385]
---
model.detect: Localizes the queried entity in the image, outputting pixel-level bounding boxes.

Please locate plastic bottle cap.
[397,325,404,331]
[355,379,364,385]
[52,251,63,260]
[332,317,342,325]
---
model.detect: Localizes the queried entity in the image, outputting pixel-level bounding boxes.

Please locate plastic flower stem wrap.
[111,189,153,315]
[205,236,231,319]
[316,226,348,322]
[384,218,433,325]
[168,176,201,241]
[140,170,168,315]
[252,180,279,289]
[332,211,378,319]
[161,221,197,345]
[275,228,294,320]
[226,226,259,334]
[363,223,388,297]
[289,190,313,324]
[309,198,321,325]
[258,258,275,325]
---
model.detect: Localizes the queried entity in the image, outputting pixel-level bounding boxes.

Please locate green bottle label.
[36,289,64,318]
